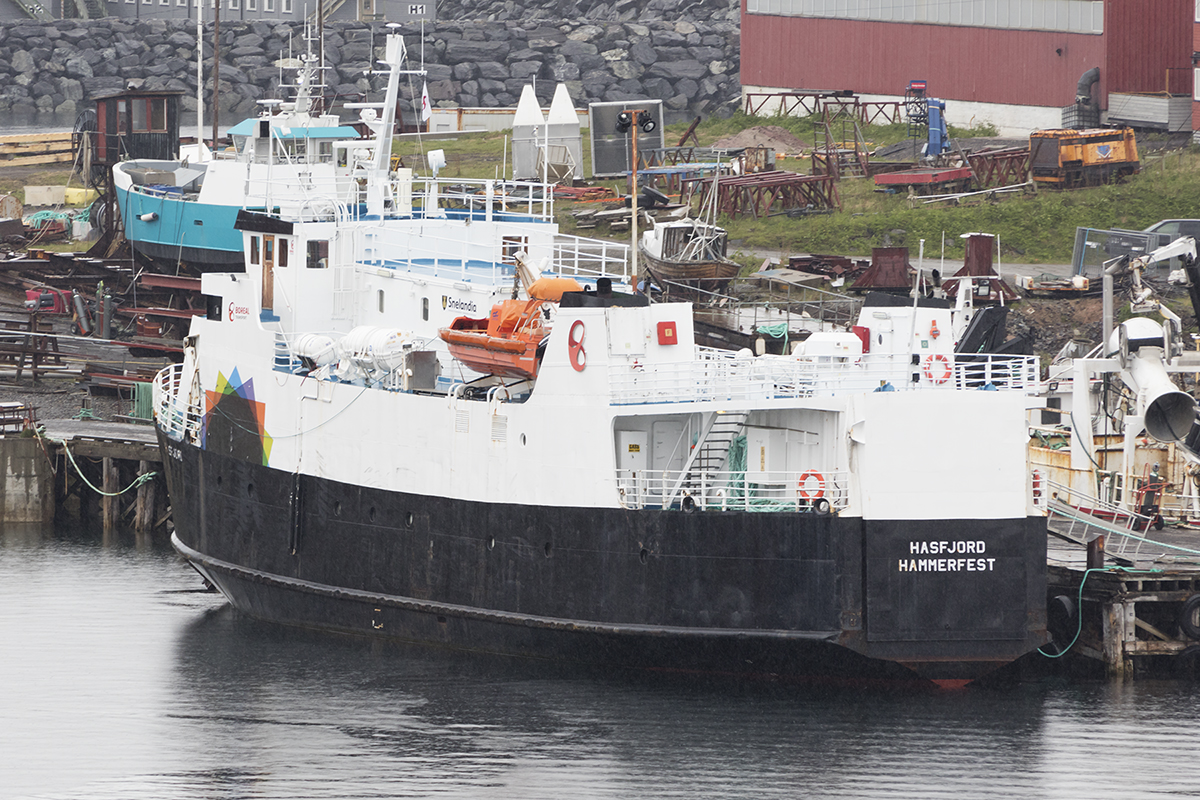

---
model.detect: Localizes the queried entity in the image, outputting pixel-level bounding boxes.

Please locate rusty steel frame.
[967,148,1030,189]
[683,171,840,219]
[743,92,901,125]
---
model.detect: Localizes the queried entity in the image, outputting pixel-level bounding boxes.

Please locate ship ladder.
[665,410,749,511]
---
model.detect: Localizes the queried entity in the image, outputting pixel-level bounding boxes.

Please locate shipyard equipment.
[1029,127,1139,188]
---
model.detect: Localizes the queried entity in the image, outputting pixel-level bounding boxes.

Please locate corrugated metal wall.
[1104,0,1191,94]
[742,0,1192,111]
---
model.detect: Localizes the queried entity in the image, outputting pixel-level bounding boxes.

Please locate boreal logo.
[442,296,477,314]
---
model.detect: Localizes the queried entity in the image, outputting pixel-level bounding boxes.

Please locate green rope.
[34,426,157,498]
[1039,565,1164,658]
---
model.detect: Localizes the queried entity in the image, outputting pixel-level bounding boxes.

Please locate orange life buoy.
[798,470,826,499]
[568,320,586,371]
[923,353,952,385]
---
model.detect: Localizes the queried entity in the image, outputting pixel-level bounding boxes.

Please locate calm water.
[4,524,1200,800]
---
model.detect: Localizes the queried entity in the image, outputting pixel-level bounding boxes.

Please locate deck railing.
[609,350,1039,405]
[616,468,850,512]
[153,364,203,443]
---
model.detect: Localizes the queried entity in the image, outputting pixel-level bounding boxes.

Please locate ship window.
[422,297,429,321]
[377,290,385,313]
[250,236,260,265]
[278,239,289,267]
[318,141,333,162]
[116,100,127,134]
[307,240,329,268]
[264,237,274,264]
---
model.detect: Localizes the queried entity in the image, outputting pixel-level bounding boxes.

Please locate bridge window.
[307,240,329,269]
[250,236,260,266]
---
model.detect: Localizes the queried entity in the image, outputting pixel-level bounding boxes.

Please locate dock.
[0,419,166,540]
[1045,501,1200,678]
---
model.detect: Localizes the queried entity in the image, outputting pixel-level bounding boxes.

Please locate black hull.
[160,430,1048,684]
[130,239,243,274]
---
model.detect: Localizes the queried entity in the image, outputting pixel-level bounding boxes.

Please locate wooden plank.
[55,439,160,463]
[0,132,73,145]
[0,142,73,155]
[1,153,74,166]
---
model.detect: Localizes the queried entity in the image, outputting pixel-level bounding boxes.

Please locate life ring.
[923,353,952,385]
[798,470,826,499]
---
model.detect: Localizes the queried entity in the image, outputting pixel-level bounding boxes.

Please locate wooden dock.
[1046,503,1200,679]
[1,419,166,540]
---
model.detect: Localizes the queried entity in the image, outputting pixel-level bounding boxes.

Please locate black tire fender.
[1179,594,1200,640]
[1048,594,1076,646]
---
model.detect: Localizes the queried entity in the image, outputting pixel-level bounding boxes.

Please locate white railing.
[609,350,1040,406]
[550,234,631,280]
[154,364,203,443]
[617,468,850,512]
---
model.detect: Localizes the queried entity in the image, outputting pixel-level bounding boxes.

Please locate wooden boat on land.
[639,217,741,293]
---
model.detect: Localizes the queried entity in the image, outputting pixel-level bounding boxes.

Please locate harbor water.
[4,523,1200,800]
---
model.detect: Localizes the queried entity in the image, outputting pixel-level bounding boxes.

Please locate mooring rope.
[32,425,157,498]
[1039,565,1164,659]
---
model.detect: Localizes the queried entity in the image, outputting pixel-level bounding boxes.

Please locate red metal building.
[741,0,1192,134]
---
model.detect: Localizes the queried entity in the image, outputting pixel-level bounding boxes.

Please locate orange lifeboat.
[439,298,547,379]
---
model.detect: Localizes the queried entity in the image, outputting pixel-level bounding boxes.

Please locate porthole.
[369,506,376,522]
[215,474,222,487]
[334,500,342,516]
[405,511,414,529]
[246,482,254,497]
[639,548,649,564]
[487,536,495,551]
[521,433,527,446]
[544,542,553,558]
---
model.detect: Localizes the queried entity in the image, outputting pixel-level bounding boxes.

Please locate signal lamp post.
[616,109,656,295]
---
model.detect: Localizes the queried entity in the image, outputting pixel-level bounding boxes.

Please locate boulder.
[648,59,708,81]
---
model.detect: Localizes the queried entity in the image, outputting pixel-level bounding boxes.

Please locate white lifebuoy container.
[923,353,952,385]
[798,470,826,499]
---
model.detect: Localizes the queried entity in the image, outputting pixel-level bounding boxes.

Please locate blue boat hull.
[116,184,246,272]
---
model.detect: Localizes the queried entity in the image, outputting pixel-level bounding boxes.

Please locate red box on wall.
[657,320,678,345]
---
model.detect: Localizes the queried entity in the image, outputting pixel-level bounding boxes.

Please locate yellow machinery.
[1029,127,1139,188]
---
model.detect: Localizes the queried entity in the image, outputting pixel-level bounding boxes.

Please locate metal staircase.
[308,0,347,22]
[665,410,749,509]
[14,0,54,20]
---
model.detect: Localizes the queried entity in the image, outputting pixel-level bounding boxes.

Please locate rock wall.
[0,2,740,126]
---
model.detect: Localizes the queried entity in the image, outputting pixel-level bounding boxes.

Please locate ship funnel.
[1113,319,1197,442]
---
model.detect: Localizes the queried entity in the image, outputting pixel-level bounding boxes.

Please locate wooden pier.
[1046,503,1200,679]
[0,419,167,540]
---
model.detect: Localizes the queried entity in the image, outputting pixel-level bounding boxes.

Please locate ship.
[112,48,371,273]
[153,33,1048,687]
[638,216,742,294]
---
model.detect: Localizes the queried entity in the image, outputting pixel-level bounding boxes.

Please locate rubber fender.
[1047,594,1076,646]
[1174,644,1200,678]
[1179,594,1200,640]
